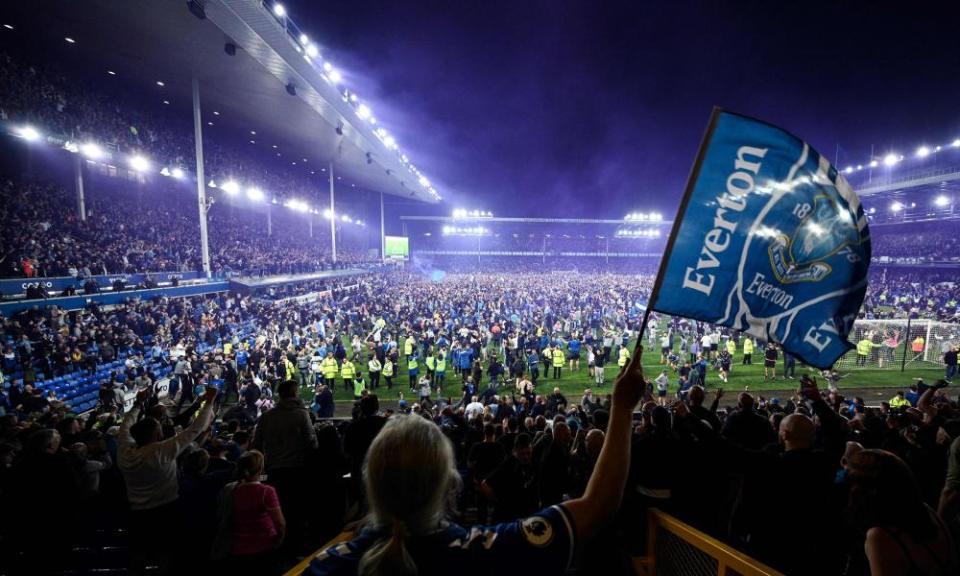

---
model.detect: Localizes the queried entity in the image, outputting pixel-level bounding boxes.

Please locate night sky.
[286,0,960,218]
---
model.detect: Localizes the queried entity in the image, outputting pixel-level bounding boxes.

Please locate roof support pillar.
[380,191,385,262]
[74,154,86,222]
[192,76,211,278]
[329,162,337,264]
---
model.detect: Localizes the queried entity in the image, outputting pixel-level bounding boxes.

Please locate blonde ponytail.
[359,521,416,576]
[358,416,460,576]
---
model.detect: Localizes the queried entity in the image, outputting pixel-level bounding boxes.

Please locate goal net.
[836,318,959,369]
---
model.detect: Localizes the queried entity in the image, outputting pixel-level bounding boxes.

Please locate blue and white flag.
[651,110,871,369]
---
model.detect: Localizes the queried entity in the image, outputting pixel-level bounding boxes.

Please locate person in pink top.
[224,450,286,574]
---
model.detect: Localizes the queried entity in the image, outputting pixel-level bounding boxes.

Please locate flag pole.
[637,107,723,352]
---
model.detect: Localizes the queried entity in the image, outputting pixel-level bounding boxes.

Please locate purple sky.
[291,1,960,218]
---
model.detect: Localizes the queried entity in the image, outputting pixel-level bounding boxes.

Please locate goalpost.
[837,318,959,370]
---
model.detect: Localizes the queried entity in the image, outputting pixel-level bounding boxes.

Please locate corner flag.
[649,109,871,369]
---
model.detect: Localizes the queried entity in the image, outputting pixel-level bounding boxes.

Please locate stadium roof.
[6,0,440,203]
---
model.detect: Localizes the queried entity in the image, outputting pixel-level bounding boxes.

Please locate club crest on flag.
[768,194,866,284]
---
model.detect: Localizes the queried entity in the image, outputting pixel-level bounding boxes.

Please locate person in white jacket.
[118,386,216,575]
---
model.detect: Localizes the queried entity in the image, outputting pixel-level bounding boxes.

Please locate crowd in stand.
[1,269,960,575]
[863,270,960,321]
[0,177,372,280]
[0,45,377,279]
[871,227,960,262]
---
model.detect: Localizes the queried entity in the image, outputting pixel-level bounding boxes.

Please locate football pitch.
[304,337,948,406]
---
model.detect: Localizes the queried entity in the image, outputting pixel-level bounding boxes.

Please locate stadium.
[1,1,959,575]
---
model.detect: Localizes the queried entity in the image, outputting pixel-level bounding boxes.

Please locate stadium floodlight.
[291,200,309,213]
[246,187,264,201]
[868,207,876,214]
[221,181,240,195]
[383,135,397,150]
[916,146,931,158]
[80,142,104,160]
[327,68,342,83]
[953,139,960,148]
[341,214,352,223]
[272,3,286,17]
[128,155,150,172]
[322,209,333,219]
[856,165,863,171]
[306,44,319,58]
[160,167,171,177]
[890,201,904,212]
[171,168,185,179]
[935,195,950,207]
[844,166,853,174]
[299,34,309,45]
[17,125,41,142]
[869,160,879,168]
[207,179,217,188]
[418,176,430,187]
[64,37,75,44]
[883,153,899,167]
[357,104,372,120]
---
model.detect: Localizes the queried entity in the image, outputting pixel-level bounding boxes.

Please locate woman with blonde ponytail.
[307,348,648,576]
[357,414,456,576]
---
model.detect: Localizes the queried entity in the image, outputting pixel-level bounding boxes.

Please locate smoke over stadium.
[1,2,959,575]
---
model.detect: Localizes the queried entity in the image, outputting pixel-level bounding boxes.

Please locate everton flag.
[650,109,870,369]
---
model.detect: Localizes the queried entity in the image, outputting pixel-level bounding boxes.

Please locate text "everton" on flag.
[650,109,871,369]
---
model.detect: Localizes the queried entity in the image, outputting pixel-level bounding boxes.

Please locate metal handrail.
[634,508,783,576]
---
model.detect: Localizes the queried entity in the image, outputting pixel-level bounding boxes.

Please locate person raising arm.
[305,346,646,576]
